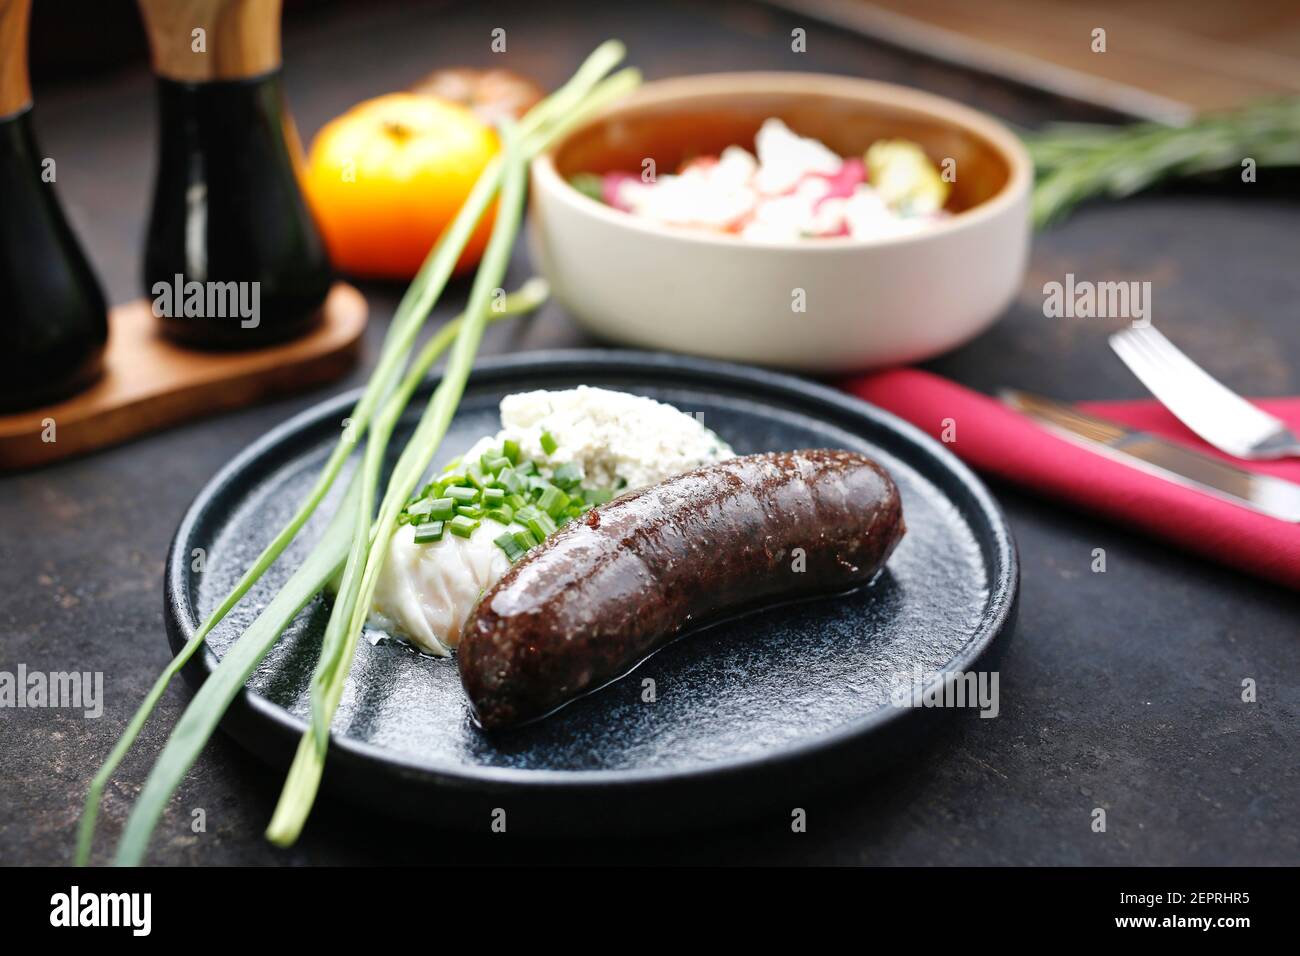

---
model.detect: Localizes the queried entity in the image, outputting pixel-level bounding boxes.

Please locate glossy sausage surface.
[458,449,905,730]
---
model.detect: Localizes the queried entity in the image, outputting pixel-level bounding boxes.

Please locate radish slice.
[601,172,641,212]
[812,157,866,209]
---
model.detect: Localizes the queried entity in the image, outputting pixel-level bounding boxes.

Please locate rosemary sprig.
[1025,97,1300,227]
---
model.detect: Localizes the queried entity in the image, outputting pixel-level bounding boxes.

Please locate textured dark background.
[2,0,1297,865]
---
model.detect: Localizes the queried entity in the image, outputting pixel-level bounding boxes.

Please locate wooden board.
[767,0,1300,122]
[0,282,366,471]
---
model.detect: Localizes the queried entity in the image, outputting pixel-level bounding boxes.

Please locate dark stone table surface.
[2,0,1296,866]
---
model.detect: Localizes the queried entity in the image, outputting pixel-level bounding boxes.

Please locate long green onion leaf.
[87,39,631,865]
[110,476,361,866]
[105,280,548,867]
[266,120,530,846]
[262,60,641,849]
[284,48,632,756]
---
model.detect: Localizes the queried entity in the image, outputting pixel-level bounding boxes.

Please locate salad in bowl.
[571,118,951,243]
[529,72,1032,371]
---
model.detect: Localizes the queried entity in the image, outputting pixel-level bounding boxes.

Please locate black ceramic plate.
[165,351,1017,834]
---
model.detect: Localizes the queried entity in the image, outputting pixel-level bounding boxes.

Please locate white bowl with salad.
[529,72,1032,371]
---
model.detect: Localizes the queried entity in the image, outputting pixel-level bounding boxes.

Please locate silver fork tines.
[1109,327,1300,460]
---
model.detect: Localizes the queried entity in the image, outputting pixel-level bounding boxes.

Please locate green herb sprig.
[1025,97,1300,227]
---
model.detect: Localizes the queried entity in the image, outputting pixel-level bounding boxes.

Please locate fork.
[1109,326,1300,460]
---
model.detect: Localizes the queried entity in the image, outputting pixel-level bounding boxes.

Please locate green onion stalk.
[106,282,547,867]
[264,123,530,846]
[301,66,643,761]
[265,67,643,849]
[80,40,638,867]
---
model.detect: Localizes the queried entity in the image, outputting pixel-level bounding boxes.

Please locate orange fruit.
[304,93,499,279]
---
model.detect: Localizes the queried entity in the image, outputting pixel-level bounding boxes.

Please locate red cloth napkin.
[842,368,1300,590]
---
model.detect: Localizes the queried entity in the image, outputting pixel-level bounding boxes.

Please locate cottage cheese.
[497,385,731,490]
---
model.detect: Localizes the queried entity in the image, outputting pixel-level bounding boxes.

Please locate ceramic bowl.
[529,72,1032,371]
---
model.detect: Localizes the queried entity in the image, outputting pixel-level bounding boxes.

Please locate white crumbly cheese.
[368,387,733,655]
[497,385,731,490]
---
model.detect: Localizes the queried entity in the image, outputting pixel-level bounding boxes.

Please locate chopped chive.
[456,505,483,519]
[414,520,445,544]
[499,466,524,494]
[426,497,456,520]
[517,459,538,477]
[552,462,582,489]
[440,471,470,487]
[446,485,479,504]
[503,439,520,464]
[540,431,558,455]
[494,531,526,561]
[482,487,506,506]
[527,475,553,494]
[481,450,513,474]
[486,505,514,525]
[506,492,527,510]
[526,511,557,540]
[512,528,539,550]
[449,515,480,538]
[537,485,570,518]
[467,464,491,491]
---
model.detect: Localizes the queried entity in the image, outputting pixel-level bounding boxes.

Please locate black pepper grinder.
[0,0,108,412]
[139,0,331,348]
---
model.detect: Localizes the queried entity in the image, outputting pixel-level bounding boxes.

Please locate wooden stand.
[137,0,281,82]
[0,283,366,471]
[0,0,32,116]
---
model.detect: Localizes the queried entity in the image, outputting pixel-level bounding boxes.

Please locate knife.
[999,390,1300,523]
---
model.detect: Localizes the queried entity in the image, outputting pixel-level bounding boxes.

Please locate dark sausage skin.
[458,449,905,730]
